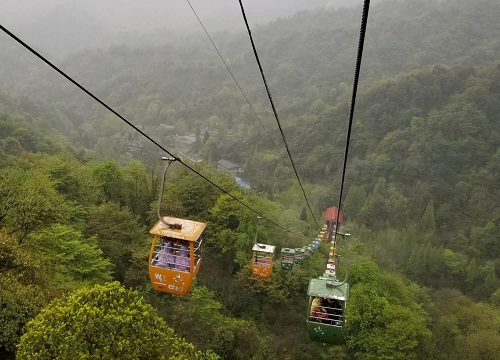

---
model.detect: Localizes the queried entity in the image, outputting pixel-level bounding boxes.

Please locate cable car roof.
[307,278,349,301]
[252,243,276,253]
[149,216,207,241]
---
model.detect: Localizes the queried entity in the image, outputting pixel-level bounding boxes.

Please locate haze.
[1,0,363,58]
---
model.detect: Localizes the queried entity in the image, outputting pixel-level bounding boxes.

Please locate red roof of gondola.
[323,206,344,223]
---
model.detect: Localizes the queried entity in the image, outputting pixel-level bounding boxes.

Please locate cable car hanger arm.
[157,157,182,229]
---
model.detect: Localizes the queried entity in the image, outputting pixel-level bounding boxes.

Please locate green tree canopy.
[0,167,72,243]
[84,202,147,283]
[27,224,113,292]
[420,200,436,234]
[0,232,47,357]
[345,264,430,360]
[90,161,126,204]
[17,282,218,360]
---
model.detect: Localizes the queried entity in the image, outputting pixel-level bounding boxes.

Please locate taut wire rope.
[238,0,322,230]
[333,0,371,286]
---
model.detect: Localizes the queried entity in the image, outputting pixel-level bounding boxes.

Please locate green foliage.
[84,202,147,283]
[3,136,24,155]
[123,161,154,220]
[0,232,47,357]
[123,245,151,289]
[442,249,467,277]
[12,128,38,152]
[0,274,47,356]
[465,258,478,286]
[0,231,38,279]
[90,161,126,204]
[205,193,252,261]
[420,201,436,234]
[0,167,72,243]
[427,289,500,359]
[345,269,430,360]
[406,244,427,281]
[168,166,238,219]
[358,178,388,230]
[348,260,381,287]
[344,185,367,219]
[236,258,320,306]
[166,286,259,359]
[16,282,216,359]
[490,289,500,308]
[27,224,113,292]
[470,219,499,259]
[38,151,102,207]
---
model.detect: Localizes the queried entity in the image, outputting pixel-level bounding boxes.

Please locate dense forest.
[1,0,500,359]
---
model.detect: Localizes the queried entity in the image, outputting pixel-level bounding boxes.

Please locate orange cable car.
[148,216,206,295]
[148,156,207,295]
[251,243,275,279]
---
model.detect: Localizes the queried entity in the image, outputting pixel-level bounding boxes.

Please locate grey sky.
[1,0,363,58]
[3,0,359,28]
[4,0,214,30]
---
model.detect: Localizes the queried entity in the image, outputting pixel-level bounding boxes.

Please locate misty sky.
[3,0,360,29]
[1,0,364,58]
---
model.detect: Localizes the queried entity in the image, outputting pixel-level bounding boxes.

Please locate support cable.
[0,23,306,238]
[185,0,287,165]
[334,0,371,286]
[238,0,322,230]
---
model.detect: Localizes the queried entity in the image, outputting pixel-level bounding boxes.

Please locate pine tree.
[407,244,426,280]
[421,200,436,234]
[465,258,478,286]
[300,207,307,221]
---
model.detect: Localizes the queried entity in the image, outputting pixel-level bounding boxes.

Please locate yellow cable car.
[148,216,206,295]
[251,243,276,278]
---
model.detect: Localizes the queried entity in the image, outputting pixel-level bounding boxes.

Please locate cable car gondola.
[306,213,350,344]
[306,274,348,344]
[251,243,275,278]
[303,245,312,259]
[148,157,207,295]
[294,247,305,265]
[312,240,320,251]
[281,247,295,270]
[148,217,206,295]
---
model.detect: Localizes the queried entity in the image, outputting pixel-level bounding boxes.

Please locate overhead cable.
[334,0,371,236]
[185,0,288,165]
[0,23,307,239]
[238,0,322,230]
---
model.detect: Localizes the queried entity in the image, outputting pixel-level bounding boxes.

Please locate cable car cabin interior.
[252,244,275,278]
[306,275,349,345]
[149,216,206,295]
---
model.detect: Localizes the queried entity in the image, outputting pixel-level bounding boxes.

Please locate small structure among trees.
[216,159,243,176]
[323,206,344,224]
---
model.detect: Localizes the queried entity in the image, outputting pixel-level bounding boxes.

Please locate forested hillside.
[1,0,500,358]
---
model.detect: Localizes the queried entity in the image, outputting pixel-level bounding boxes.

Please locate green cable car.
[306,274,349,344]
[281,248,295,270]
[294,248,305,264]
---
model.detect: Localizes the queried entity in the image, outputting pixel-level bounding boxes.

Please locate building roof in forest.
[217,159,241,170]
[323,207,344,223]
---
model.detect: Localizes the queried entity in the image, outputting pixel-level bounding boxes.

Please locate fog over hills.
[1,0,365,58]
